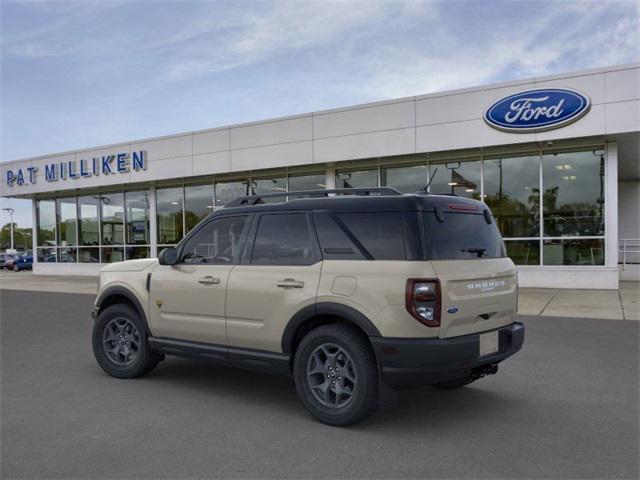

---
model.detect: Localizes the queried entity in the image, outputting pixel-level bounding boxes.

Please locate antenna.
[417,167,438,193]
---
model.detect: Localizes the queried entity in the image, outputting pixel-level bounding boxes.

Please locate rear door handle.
[277,278,305,288]
[198,276,221,285]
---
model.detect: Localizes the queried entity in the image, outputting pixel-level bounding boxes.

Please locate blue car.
[13,253,33,271]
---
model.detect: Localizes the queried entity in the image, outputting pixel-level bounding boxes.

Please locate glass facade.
[125,191,150,245]
[56,198,77,247]
[542,151,605,237]
[100,193,124,245]
[32,147,607,267]
[289,173,325,191]
[377,148,606,266]
[36,200,56,247]
[336,169,378,189]
[37,190,151,263]
[156,187,183,245]
[484,155,540,238]
[429,159,481,199]
[381,164,429,193]
[185,184,214,232]
[214,180,249,208]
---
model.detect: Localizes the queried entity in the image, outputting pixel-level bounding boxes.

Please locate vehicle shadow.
[141,356,524,429]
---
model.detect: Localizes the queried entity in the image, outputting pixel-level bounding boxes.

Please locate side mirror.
[158,247,178,266]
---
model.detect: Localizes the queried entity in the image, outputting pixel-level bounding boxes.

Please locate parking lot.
[1,289,638,479]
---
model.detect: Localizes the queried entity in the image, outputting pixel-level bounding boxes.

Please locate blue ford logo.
[447,306,459,314]
[484,88,590,133]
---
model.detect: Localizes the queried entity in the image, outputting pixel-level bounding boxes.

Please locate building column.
[325,164,336,190]
[31,198,37,267]
[149,186,158,257]
[605,142,619,275]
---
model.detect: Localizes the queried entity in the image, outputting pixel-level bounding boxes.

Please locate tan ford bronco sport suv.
[91,187,524,426]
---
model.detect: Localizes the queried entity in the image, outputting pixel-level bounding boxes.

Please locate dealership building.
[1,63,638,289]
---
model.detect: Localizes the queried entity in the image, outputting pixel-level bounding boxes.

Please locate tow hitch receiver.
[471,363,498,379]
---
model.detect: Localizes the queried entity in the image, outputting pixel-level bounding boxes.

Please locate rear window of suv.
[337,212,406,260]
[423,211,505,260]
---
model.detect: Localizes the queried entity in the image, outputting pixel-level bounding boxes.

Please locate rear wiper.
[461,247,487,258]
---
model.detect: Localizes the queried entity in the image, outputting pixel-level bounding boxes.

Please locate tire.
[432,376,477,389]
[12,264,19,272]
[293,324,379,426]
[92,303,161,379]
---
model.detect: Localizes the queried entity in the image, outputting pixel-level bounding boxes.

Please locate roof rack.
[225,187,403,208]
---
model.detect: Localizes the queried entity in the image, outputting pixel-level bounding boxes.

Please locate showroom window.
[156,186,184,246]
[428,159,481,199]
[483,155,540,238]
[36,199,57,263]
[125,190,151,260]
[542,150,605,238]
[541,149,605,265]
[214,180,249,207]
[100,193,125,263]
[77,195,100,263]
[185,184,214,232]
[381,164,429,193]
[336,168,378,189]
[288,172,325,192]
[56,197,77,263]
[251,176,287,203]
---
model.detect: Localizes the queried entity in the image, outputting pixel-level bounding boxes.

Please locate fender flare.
[281,302,381,354]
[95,286,151,334]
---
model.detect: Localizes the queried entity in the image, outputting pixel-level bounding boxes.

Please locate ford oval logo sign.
[484,88,591,133]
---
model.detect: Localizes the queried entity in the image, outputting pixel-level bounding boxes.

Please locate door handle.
[277,278,305,288]
[198,276,221,285]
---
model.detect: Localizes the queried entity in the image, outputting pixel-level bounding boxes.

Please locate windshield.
[423,211,505,260]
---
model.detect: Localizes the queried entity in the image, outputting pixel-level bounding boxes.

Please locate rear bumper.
[370,322,524,390]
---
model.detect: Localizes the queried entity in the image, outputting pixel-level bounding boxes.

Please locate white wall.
[517,266,619,289]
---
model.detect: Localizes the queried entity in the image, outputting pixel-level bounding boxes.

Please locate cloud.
[350,0,639,99]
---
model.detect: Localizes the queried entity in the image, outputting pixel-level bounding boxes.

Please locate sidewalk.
[517,283,639,320]
[1,271,638,320]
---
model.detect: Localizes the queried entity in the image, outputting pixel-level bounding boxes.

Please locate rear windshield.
[423,212,505,260]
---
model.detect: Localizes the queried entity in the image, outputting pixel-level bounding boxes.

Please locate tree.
[0,223,32,251]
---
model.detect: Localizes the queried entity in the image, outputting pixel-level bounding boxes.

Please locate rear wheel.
[92,303,161,379]
[432,376,477,389]
[12,263,19,272]
[293,324,378,426]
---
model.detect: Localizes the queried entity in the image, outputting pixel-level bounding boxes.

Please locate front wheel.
[12,264,19,272]
[92,303,161,379]
[293,324,379,426]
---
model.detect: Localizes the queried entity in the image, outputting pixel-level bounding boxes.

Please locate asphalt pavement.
[1,289,638,479]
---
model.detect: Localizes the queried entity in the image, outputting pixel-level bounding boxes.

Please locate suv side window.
[313,212,366,260]
[251,213,317,265]
[337,212,406,260]
[181,215,248,264]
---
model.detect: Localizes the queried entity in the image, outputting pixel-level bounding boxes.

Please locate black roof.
[217,188,487,216]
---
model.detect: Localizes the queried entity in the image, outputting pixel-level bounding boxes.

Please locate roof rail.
[225,187,403,208]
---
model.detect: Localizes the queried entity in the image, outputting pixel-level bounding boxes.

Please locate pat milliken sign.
[5,151,147,187]
[484,88,591,133]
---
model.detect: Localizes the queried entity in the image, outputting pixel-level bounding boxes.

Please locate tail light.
[406,279,441,327]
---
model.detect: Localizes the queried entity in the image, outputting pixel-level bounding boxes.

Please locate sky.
[1,0,639,228]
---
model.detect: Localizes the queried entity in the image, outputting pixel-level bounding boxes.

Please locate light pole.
[2,207,15,251]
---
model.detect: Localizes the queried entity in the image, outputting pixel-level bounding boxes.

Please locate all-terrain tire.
[293,324,379,426]
[92,303,161,379]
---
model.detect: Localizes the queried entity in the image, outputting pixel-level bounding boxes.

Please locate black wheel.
[92,303,161,379]
[432,376,477,389]
[293,324,378,426]
[12,264,19,272]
